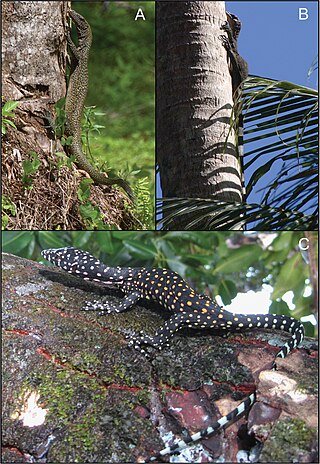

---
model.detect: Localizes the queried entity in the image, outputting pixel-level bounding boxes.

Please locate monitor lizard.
[65,10,134,201]
[220,12,248,201]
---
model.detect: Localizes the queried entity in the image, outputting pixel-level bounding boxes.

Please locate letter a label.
[135,8,146,21]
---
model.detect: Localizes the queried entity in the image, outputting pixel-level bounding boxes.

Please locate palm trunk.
[157,1,242,228]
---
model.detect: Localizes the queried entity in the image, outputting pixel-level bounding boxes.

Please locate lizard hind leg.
[83,291,141,314]
[127,313,187,355]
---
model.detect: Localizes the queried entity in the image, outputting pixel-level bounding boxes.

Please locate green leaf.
[2,231,35,255]
[79,203,100,220]
[213,245,261,274]
[2,118,17,128]
[39,231,72,250]
[218,279,238,305]
[2,100,19,113]
[77,179,94,202]
[271,253,305,300]
[124,239,158,260]
[269,299,291,317]
[303,321,316,338]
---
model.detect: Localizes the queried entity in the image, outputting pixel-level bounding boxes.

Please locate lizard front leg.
[220,21,237,51]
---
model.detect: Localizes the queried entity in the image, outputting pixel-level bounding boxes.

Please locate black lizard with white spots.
[41,247,305,461]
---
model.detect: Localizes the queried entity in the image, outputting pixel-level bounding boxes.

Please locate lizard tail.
[144,392,256,462]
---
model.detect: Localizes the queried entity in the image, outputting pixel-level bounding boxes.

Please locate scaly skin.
[65,10,134,200]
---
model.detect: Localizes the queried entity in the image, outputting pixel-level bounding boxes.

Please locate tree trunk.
[2,1,71,228]
[1,1,134,230]
[2,252,318,463]
[157,1,242,228]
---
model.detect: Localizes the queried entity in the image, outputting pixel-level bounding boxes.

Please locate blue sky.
[227,0,318,88]
[156,1,318,222]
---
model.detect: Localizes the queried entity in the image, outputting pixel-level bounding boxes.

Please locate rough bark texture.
[2,1,68,104]
[157,2,242,211]
[2,253,318,463]
[1,1,135,230]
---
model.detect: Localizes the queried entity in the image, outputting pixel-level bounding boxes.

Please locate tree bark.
[157,1,242,227]
[2,252,318,463]
[2,1,68,105]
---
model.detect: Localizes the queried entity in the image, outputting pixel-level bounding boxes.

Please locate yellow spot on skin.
[187,301,192,306]
[201,308,208,313]
[218,314,224,318]
[205,302,210,307]
[164,287,168,291]
[177,292,182,297]
[234,317,239,321]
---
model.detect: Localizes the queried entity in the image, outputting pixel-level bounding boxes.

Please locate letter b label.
[299,8,309,20]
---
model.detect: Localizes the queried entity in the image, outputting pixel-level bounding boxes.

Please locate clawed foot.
[82,299,120,315]
[126,331,157,358]
[220,21,231,33]
[219,35,231,50]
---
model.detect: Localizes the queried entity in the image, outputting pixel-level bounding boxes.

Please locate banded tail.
[230,312,305,364]
[144,393,256,462]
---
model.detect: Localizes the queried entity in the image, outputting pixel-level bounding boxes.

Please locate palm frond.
[242,76,318,217]
[156,198,316,231]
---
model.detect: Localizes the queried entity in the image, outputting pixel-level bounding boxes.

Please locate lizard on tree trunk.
[65,10,134,201]
[220,11,248,202]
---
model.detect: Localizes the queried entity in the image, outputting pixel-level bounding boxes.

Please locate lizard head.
[226,11,242,40]
[69,10,92,49]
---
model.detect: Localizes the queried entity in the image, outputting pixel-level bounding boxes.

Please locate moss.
[37,369,105,426]
[135,388,152,405]
[154,336,252,389]
[295,365,318,396]
[260,418,317,462]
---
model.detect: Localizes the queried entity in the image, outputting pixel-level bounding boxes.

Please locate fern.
[132,177,154,229]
